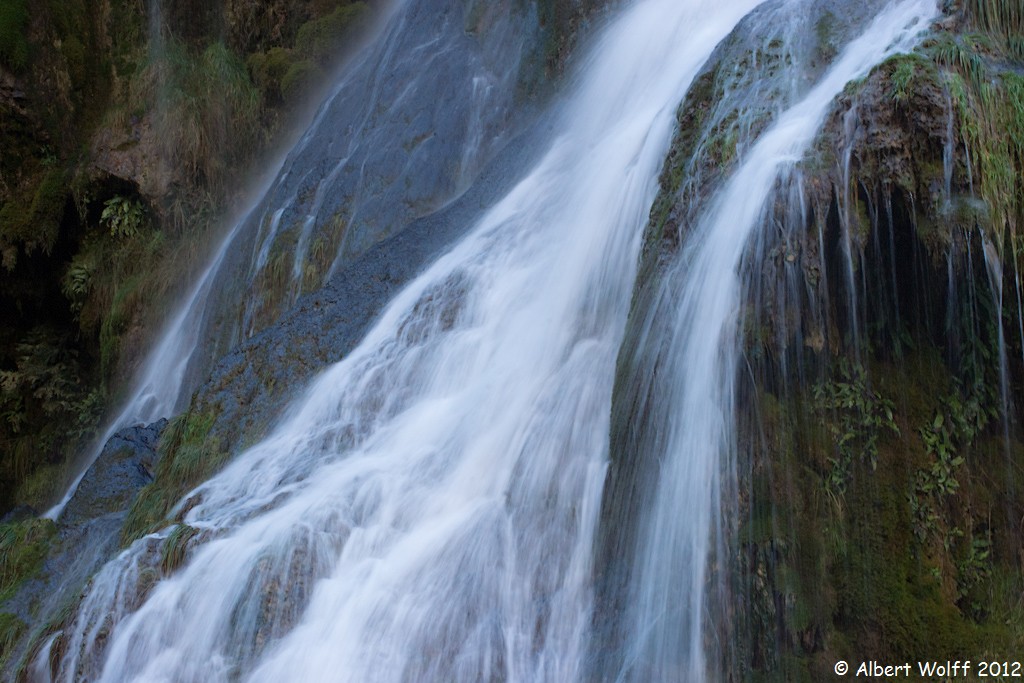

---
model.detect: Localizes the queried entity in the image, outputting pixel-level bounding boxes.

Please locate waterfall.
[32,0,954,680]
[47,0,533,518]
[609,2,937,680]
[51,0,766,681]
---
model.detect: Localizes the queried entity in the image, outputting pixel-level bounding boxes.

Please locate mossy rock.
[281,58,319,102]
[294,2,368,66]
[0,168,69,266]
[247,46,293,102]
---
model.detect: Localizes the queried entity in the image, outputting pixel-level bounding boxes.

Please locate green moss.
[646,67,717,250]
[814,10,838,63]
[266,2,371,103]
[738,333,1024,678]
[99,271,142,377]
[247,46,293,102]
[61,35,88,85]
[294,2,367,66]
[0,168,69,268]
[836,442,979,659]
[0,520,56,603]
[14,461,69,512]
[0,0,29,71]
[281,58,318,102]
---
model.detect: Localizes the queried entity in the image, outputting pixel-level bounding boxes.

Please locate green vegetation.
[909,397,978,544]
[121,406,227,546]
[0,168,68,270]
[922,22,1024,260]
[0,520,56,602]
[0,0,29,71]
[966,0,1024,41]
[647,33,787,255]
[101,196,147,240]
[0,0,378,516]
[683,6,1024,676]
[0,612,26,671]
[146,40,262,204]
[248,2,367,105]
[736,345,1023,679]
[888,54,932,105]
[160,524,200,574]
[812,361,900,491]
[0,329,103,510]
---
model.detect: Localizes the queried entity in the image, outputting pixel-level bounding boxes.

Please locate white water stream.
[616,2,937,680]
[54,0,767,680]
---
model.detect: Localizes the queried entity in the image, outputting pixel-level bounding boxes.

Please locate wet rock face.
[190,111,548,463]
[90,113,176,204]
[644,0,896,260]
[1,420,166,680]
[173,0,620,435]
[594,1,1024,678]
[180,0,559,402]
[809,58,951,222]
[60,419,168,527]
[639,8,1023,680]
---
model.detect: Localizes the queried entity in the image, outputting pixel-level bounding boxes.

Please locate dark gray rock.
[0,505,37,524]
[60,419,168,528]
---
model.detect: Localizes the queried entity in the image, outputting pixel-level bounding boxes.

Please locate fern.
[101,196,146,239]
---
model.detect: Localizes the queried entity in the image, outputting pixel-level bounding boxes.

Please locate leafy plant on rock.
[101,196,147,240]
[812,360,900,493]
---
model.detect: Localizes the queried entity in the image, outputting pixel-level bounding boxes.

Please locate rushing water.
[52,0,766,680]
[610,2,937,680]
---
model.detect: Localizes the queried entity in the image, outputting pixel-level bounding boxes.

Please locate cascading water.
[47,0,537,519]
[605,2,937,680]
[50,0,770,681]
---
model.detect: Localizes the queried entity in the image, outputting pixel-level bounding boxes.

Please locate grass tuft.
[0,519,56,602]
